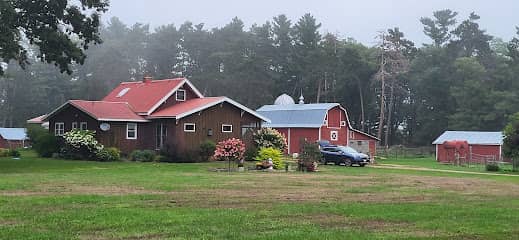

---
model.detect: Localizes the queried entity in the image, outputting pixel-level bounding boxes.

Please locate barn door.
[349,140,370,155]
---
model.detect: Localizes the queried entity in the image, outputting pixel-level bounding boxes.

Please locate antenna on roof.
[299,89,305,104]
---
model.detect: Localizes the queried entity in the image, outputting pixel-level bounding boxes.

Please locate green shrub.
[27,125,48,144]
[244,146,258,161]
[0,148,9,157]
[8,149,21,158]
[96,147,121,162]
[199,140,216,161]
[255,147,283,169]
[130,150,156,162]
[486,162,500,172]
[33,133,59,158]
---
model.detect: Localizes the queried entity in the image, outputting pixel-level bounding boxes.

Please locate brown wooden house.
[41,77,269,154]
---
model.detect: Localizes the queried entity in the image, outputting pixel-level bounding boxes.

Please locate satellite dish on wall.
[100,123,111,131]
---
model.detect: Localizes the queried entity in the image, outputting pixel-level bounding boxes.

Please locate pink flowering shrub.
[213,138,246,162]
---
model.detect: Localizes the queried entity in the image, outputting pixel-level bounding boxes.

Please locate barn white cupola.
[274,93,295,105]
[298,92,305,104]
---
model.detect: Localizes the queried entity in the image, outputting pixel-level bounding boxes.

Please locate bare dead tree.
[383,31,411,147]
[374,29,412,147]
[375,31,388,144]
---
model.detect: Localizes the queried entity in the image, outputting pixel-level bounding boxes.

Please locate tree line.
[1,10,519,146]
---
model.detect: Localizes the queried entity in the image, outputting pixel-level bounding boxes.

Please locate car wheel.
[344,158,352,167]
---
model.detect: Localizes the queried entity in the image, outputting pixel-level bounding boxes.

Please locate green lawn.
[1,152,519,239]
[379,156,517,173]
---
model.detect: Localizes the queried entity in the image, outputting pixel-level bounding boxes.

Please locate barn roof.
[0,128,28,141]
[102,78,203,114]
[257,103,340,128]
[149,97,270,122]
[432,131,503,145]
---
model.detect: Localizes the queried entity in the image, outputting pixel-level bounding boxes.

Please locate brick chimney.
[143,76,152,83]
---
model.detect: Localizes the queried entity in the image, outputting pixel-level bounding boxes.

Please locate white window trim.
[176,89,186,101]
[184,123,196,132]
[330,130,339,141]
[340,121,347,127]
[80,122,87,130]
[221,124,233,133]
[55,122,65,136]
[126,123,138,139]
[71,122,78,129]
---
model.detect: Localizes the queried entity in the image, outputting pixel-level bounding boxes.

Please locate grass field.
[1,152,519,239]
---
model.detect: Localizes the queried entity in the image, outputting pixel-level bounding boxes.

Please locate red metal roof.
[149,97,225,118]
[69,100,148,122]
[27,115,47,124]
[102,78,186,114]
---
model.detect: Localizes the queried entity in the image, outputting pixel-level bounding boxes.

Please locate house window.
[55,122,64,136]
[126,123,137,139]
[176,89,186,101]
[184,123,195,132]
[80,122,87,130]
[72,122,78,129]
[330,130,338,141]
[340,121,347,127]
[222,124,233,133]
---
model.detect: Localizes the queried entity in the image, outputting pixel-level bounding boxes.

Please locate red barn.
[0,128,28,149]
[37,77,269,155]
[432,131,504,163]
[256,94,379,159]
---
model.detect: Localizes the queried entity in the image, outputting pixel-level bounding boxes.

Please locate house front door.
[156,123,167,150]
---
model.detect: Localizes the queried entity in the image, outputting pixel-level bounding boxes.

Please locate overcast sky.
[103,0,519,45]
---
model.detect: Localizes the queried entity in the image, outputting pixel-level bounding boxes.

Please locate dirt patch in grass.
[290,213,443,237]
[2,171,518,209]
[392,175,519,197]
[0,184,163,196]
[80,233,168,240]
[0,219,21,226]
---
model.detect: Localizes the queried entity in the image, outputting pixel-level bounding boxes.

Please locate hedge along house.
[256,94,379,158]
[40,77,270,155]
[0,128,28,149]
[432,131,505,163]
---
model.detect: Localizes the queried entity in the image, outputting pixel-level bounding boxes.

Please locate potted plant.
[298,140,321,172]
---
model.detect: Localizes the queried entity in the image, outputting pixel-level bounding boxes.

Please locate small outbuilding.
[432,131,504,163]
[0,128,28,149]
[257,94,379,159]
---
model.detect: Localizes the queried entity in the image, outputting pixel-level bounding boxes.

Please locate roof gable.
[150,97,270,122]
[432,131,503,145]
[102,78,203,114]
[0,128,27,141]
[43,100,148,122]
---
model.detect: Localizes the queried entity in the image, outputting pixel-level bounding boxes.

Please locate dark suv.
[320,145,370,167]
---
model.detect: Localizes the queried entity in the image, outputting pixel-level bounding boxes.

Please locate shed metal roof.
[432,131,503,145]
[256,104,339,128]
[0,128,28,141]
